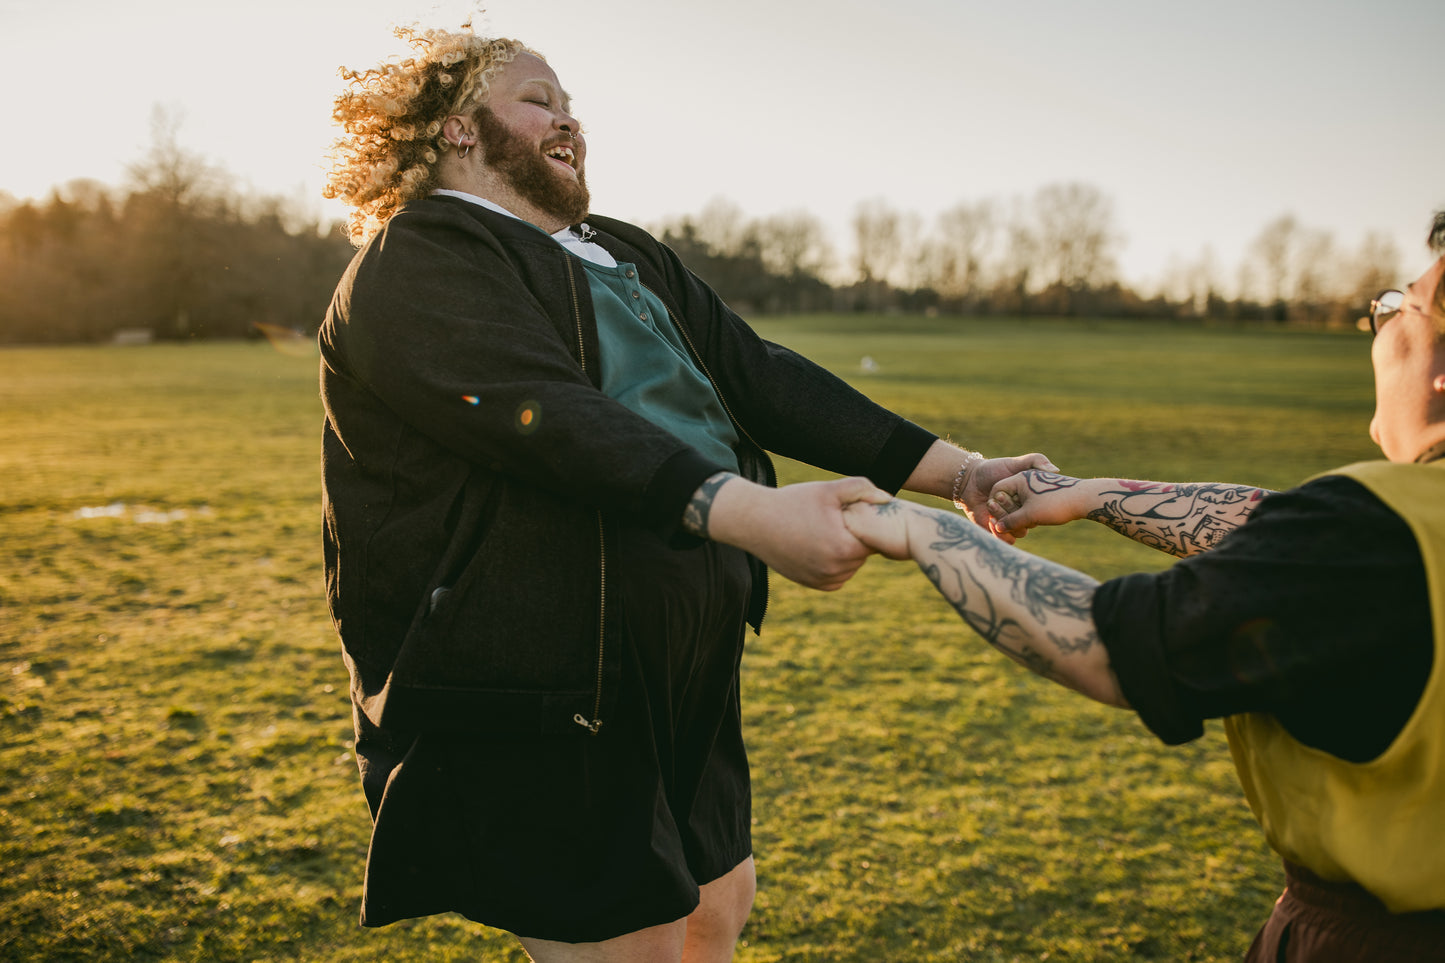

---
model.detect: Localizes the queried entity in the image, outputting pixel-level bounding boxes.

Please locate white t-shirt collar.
[431,189,616,267]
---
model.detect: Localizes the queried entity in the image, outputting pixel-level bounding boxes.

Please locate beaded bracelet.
[950,449,985,509]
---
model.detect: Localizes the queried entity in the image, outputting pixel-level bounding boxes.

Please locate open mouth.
[544,144,577,171]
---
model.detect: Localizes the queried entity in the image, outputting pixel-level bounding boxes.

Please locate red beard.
[474,106,590,227]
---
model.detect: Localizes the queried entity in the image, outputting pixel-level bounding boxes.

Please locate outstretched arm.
[843,498,1128,708]
[677,439,1060,590]
[987,470,1274,558]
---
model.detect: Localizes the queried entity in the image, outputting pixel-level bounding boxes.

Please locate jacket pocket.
[364,486,619,736]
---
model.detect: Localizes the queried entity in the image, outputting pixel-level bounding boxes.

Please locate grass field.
[0,317,1380,961]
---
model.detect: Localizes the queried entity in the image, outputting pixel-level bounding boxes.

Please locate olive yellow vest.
[1224,459,1445,912]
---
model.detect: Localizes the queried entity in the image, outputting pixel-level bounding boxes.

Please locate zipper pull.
[573,714,603,734]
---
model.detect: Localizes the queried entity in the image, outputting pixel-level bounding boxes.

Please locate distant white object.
[74,502,128,519]
[860,355,880,373]
[73,503,214,524]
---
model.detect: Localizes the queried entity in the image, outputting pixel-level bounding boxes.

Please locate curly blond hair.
[324,26,539,245]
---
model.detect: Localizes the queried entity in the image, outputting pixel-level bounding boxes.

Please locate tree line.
[0,118,353,346]
[0,131,1401,345]
[657,188,1401,326]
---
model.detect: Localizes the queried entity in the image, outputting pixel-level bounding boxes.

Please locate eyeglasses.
[1364,289,1405,335]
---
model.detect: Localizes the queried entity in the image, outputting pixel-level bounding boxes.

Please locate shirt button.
[631,291,640,299]
[639,313,649,321]
[625,269,635,278]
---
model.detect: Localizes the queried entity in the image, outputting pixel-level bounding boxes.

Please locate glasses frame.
[1367,289,1405,335]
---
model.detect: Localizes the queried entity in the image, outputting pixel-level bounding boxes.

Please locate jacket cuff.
[870,420,939,494]
[639,447,733,545]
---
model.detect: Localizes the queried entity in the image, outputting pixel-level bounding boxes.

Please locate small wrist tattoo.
[683,472,734,538]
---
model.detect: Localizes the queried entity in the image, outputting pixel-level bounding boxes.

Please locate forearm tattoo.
[682,472,735,538]
[1020,474,1270,558]
[916,509,1100,692]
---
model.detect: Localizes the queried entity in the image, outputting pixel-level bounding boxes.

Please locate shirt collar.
[430,189,615,267]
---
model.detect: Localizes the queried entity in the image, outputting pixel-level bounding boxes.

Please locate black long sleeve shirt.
[1093,474,1433,763]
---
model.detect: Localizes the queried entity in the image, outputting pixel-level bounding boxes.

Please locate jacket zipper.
[573,511,606,734]
[564,255,607,735]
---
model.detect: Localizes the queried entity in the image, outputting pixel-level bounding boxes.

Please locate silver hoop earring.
[458,141,472,159]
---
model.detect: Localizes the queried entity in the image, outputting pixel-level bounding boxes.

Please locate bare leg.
[517,856,755,963]
[519,919,687,963]
[682,856,756,963]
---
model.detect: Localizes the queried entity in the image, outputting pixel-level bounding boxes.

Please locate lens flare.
[515,400,540,435]
[252,322,317,358]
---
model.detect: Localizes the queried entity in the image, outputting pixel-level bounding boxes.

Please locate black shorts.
[355,526,755,943]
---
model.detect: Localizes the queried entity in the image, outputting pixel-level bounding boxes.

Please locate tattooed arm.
[986,470,1274,559]
[844,498,1127,707]
[681,471,893,590]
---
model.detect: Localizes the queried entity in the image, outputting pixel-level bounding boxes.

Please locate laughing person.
[842,211,1445,961]
[318,26,1049,963]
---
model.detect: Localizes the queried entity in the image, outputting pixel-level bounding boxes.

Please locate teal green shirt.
[573,256,740,473]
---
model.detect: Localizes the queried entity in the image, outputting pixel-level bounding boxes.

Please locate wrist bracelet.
[950,449,984,509]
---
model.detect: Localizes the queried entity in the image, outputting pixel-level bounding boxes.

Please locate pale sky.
[3,0,1441,290]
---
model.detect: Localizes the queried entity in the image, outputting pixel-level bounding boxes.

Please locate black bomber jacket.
[319,195,936,737]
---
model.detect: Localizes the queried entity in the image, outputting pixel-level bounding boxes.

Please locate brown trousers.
[1244,861,1445,962]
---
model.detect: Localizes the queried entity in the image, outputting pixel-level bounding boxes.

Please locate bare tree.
[691,197,751,257]
[748,211,834,311]
[848,198,896,311]
[1158,246,1224,317]
[930,200,995,306]
[126,105,225,213]
[1342,232,1402,313]
[122,106,235,337]
[993,196,1039,313]
[852,197,904,286]
[1031,182,1120,292]
[851,198,930,311]
[1292,227,1340,317]
[1242,214,1299,319]
[755,210,833,281]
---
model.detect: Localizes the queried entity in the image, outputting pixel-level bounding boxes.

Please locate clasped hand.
[706,476,892,591]
[713,458,1064,591]
[983,468,1089,537]
[840,456,1062,565]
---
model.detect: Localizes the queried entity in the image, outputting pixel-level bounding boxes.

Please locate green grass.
[0,318,1380,961]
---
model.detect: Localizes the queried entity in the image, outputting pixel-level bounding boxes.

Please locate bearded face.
[474,104,590,228]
